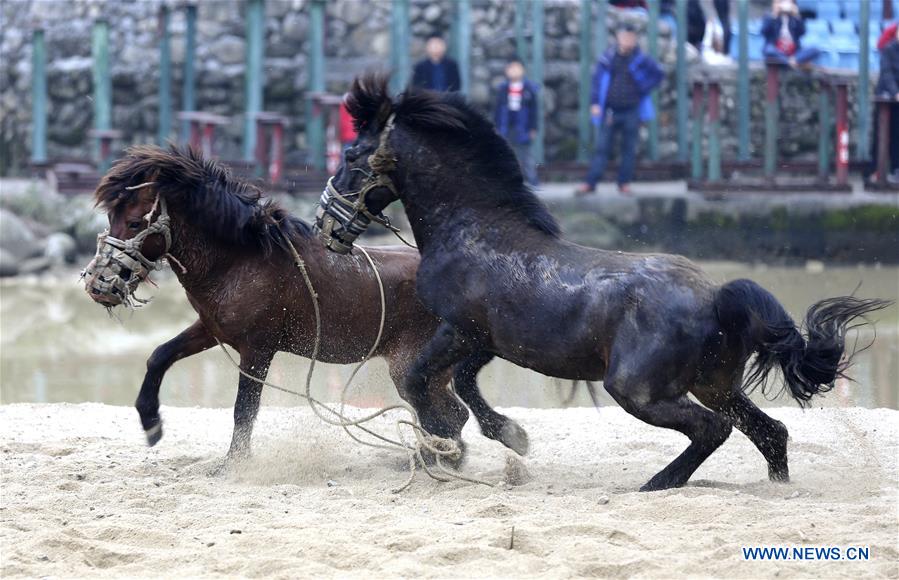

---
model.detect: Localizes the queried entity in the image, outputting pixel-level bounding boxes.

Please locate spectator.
[699,0,733,64]
[412,35,461,92]
[872,25,899,181]
[686,0,707,51]
[761,0,822,67]
[576,23,664,196]
[494,57,539,186]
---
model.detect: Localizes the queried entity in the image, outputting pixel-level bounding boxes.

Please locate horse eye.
[345,146,360,162]
[127,221,143,230]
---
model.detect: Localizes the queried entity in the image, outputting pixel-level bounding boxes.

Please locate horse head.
[84,145,288,308]
[315,74,404,254]
[83,152,175,307]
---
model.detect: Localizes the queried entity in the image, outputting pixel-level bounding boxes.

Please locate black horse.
[317,74,892,491]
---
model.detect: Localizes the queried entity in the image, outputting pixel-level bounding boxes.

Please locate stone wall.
[0,0,872,176]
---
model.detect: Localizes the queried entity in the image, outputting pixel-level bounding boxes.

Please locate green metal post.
[691,83,704,180]
[764,65,779,179]
[454,0,471,94]
[31,28,47,164]
[737,0,749,161]
[92,19,111,162]
[596,0,608,55]
[390,0,410,92]
[647,0,660,161]
[158,5,172,145]
[577,0,592,163]
[307,0,326,169]
[243,0,264,162]
[818,84,831,180]
[858,0,870,160]
[707,82,721,181]
[180,3,197,143]
[675,0,688,161]
[531,0,545,164]
[514,0,527,61]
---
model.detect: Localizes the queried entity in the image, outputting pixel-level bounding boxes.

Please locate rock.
[44,232,77,265]
[0,248,18,277]
[0,209,41,260]
[422,4,442,23]
[336,1,367,26]
[212,35,245,66]
[597,495,610,505]
[282,12,308,42]
[18,255,52,275]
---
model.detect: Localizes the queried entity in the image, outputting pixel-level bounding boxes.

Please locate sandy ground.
[1,403,897,579]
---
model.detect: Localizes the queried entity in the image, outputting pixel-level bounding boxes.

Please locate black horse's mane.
[346,73,560,237]
[94,145,313,253]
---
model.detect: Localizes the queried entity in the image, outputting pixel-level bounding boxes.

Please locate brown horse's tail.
[713,279,892,407]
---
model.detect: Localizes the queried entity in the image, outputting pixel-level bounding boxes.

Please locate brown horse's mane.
[345,73,560,237]
[94,145,313,253]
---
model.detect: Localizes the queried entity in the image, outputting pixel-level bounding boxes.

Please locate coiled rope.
[214,224,496,492]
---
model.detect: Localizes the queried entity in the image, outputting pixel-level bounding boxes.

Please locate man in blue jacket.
[577,23,664,195]
[494,57,540,185]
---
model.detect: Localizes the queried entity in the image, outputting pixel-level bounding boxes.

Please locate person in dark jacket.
[577,23,664,195]
[872,26,899,180]
[411,35,461,92]
[761,0,822,66]
[494,58,540,186]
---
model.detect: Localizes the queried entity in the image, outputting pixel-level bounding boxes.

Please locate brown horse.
[83,145,528,467]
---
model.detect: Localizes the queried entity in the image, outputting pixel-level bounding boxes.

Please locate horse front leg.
[224,347,276,464]
[405,323,473,456]
[135,320,215,446]
[453,351,530,456]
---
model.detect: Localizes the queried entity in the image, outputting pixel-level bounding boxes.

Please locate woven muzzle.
[83,196,172,306]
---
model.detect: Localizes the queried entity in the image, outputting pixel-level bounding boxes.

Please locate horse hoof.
[500,420,530,456]
[419,439,466,470]
[145,423,163,447]
[769,467,790,483]
[639,476,683,492]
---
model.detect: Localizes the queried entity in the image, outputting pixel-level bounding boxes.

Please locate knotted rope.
[214,224,496,492]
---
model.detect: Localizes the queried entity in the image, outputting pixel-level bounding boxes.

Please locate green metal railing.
[306,0,326,170]
[180,4,197,143]
[243,0,264,162]
[157,5,172,145]
[91,19,111,164]
[531,0,545,164]
[31,28,47,164]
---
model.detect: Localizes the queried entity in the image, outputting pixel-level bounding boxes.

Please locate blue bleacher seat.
[815,0,843,21]
[806,19,831,37]
[843,1,861,20]
[748,33,764,61]
[831,19,857,37]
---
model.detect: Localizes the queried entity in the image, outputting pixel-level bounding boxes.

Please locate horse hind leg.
[694,388,789,482]
[607,379,733,491]
[453,351,530,456]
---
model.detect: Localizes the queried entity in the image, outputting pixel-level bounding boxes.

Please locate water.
[1,263,897,410]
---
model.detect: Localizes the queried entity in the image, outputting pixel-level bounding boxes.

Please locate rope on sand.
[214,226,497,492]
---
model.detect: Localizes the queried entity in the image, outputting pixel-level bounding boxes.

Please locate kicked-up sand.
[1,403,896,578]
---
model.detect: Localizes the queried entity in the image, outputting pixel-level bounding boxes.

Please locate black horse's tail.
[713,279,892,407]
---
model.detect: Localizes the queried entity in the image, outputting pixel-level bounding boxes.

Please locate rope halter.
[82,184,174,307]
[315,113,403,254]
